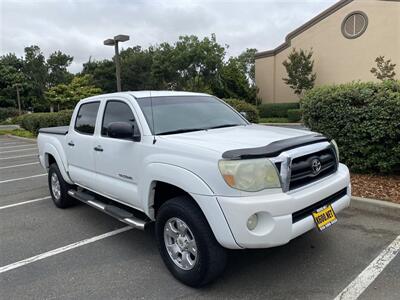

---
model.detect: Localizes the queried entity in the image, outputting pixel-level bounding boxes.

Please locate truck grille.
[289,147,338,190]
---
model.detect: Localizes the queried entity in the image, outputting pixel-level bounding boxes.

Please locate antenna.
[150,90,156,144]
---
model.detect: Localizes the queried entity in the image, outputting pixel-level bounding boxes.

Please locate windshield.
[136,96,248,135]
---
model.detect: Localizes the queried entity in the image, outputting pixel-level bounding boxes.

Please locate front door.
[93,99,142,209]
[66,101,100,190]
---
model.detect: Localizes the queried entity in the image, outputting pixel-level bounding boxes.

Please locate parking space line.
[0,144,36,149]
[0,147,37,154]
[334,234,400,300]
[0,174,46,184]
[0,154,37,160]
[0,196,51,210]
[0,226,132,274]
[0,143,25,147]
[0,162,39,170]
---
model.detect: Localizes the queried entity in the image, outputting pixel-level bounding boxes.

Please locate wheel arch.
[142,163,239,249]
[43,143,73,184]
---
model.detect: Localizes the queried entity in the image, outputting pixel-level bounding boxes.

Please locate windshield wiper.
[158,124,243,135]
[206,124,242,130]
[157,128,206,135]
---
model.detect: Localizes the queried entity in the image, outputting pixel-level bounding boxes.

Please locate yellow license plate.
[312,205,337,231]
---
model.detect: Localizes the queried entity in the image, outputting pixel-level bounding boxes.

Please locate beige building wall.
[255,0,400,103]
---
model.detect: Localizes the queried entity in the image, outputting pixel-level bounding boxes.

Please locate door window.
[74,102,100,135]
[101,100,139,137]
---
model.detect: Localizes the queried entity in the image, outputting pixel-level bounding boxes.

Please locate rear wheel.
[156,196,227,287]
[48,163,76,208]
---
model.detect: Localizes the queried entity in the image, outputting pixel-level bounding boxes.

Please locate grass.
[0,129,35,138]
[259,117,291,123]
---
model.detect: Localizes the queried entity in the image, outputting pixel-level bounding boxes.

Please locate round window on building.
[341,11,368,39]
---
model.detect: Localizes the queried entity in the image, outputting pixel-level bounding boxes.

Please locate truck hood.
[158,124,313,155]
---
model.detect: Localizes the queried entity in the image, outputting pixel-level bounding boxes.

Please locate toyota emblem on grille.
[311,158,322,175]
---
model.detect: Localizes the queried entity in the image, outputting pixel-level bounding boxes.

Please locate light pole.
[104,34,130,92]
[13,83,22,115]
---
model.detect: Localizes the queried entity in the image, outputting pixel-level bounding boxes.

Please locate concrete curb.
[5,134,37,142]
[352,196,400,209]
[0,125,20,130]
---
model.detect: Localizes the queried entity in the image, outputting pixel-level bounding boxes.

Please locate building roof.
[255,0,354,59]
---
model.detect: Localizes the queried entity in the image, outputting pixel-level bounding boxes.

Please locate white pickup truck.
[37,91,351,286]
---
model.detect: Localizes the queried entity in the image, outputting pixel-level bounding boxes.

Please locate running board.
[67,190,148,230]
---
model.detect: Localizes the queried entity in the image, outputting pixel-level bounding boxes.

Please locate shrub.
[0,107,20,122]
[16,110,73,135]
[302,80,400,173]
[258,103,299,118]
[224,98,259,123]
[287,109,302,122]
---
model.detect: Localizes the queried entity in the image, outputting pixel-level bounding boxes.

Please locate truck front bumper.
[216,163,351,249]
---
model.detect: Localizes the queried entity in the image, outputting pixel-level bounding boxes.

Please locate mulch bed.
[351,173,400,204]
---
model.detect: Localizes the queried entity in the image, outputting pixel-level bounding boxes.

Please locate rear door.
[93,98,143,209]
[66,101,100,189]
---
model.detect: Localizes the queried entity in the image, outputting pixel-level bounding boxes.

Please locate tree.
[120,46,156,91]
[172,34,226,91]
[236,48,257,86]
[22,45,48,101]
[82,58,116,93]
[0,54,26,108]
[213,58,254,101]
[79,34,258,102]
[370,56,396,81]
[46,75,102,110]
[282,48,316,96]
[47,50,73,87]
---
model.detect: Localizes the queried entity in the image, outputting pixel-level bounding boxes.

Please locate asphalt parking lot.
[1,135,399,300]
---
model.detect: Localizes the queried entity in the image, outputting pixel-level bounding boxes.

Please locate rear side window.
[101,100,139,137]
[75,102,100,135]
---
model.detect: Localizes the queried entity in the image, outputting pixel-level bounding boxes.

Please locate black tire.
[48,163,76,208]
[156,196,227,287]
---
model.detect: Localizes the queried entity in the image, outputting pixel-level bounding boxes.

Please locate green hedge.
[259,103,299,118]
[0,107,20,122]
[224,98,259,123]
[16,110,73,135]
[287,109,302,122]
[302,81,400,173]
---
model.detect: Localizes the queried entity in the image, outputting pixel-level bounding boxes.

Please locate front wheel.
[48,163,76,208]
[156,196,227,287]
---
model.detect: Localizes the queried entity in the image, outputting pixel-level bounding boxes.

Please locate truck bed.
[38,126,69,135]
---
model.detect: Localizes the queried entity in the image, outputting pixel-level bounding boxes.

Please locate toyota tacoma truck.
[37,91,351,287]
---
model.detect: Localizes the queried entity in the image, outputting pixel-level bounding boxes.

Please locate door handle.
[94,146,103,152]
[68,141,75,147]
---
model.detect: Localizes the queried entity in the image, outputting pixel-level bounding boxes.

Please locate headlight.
[331,139,340,161]
[218,158,281,192]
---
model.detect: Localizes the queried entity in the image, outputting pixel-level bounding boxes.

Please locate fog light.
[247,214,258,231]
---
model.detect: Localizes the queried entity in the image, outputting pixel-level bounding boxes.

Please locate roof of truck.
[130,90,209,98]
[81,90,211,103]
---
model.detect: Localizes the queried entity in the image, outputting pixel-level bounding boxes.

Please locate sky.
[0,0,337,73]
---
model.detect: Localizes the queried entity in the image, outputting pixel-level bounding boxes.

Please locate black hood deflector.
[222,134,330,159]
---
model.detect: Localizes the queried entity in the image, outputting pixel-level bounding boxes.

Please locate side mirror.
[108,122,140,141]
[240,111,248,119]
